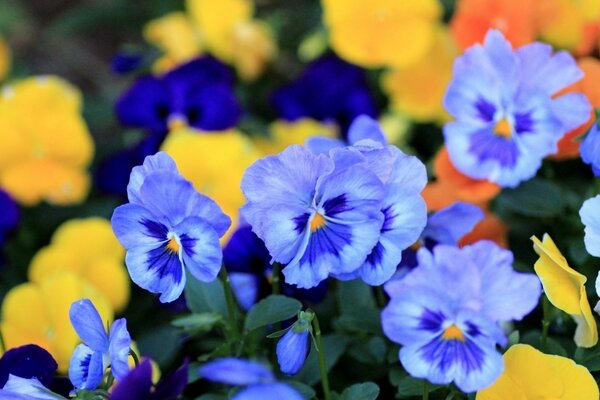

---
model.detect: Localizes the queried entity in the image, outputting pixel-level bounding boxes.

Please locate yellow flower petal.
[255,118,338,156]
[531,234,598,347]
[0,36,11,82]
[477,344,599,399]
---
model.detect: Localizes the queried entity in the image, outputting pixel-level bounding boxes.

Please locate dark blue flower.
[111,359,188,400]
[0,345,57,388]
[116,56,241,135]
[271,55,377,133]
[0,189,19,245]
[111,53,144,75]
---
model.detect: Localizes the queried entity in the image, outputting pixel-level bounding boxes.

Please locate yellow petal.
[531,234,598,347]
[86,258,130,313]
[255,118,338,156]
[52,218,125,261]
[0,36,11,82]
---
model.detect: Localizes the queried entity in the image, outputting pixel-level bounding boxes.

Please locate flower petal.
[69,299,108,352]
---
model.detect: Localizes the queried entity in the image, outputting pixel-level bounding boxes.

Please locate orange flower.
[422,147,500,211]
[552,57,600,159]
[450,0,536,50]
[460,212,509,248]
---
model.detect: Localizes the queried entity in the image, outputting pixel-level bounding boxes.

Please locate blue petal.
[199,358,274,386]
[233,383,304,400]
[0,345,57,388]
[423,202,484,245]
[276,329,310,375]
[175,217,223,282]
[305,137,345,155]
[69,299,109,352]
[229,272,261,311]
[109,360,152,400]
[223,226,271,274]
[115,75,170,133]
[68,345,105,391]
[580,195,600,258]
[0,375,62,400]
[581,125,600,177]
[347,115,386,145]
[127,152,178,205]
[551,93,591,133]
[108,319,132,380]
[111,204,170,249]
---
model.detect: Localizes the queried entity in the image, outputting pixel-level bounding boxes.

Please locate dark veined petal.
[68,345,105,391]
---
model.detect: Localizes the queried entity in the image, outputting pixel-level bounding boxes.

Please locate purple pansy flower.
[68,299,131,391]
[111,152,230,302]
[580,195,600,258]
[382,241,541,392]
[199,358,303,400]
[271,55,377,133]
[581,123,600,177]
[443,30,591,187]
[111,359,188,400]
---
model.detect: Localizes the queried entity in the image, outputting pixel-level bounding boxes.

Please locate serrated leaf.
[341,382,380,400]
[244,295,302,332]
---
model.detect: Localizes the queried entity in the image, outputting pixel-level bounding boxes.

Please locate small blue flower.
[443,30,591,187]
[68,299,131,391]
[241,144,385,288]
[276,312,313,375]
[581,123,600,177]
[580,195,600,258]
[0,345,57,389]
[116,56,241,135]
[111,359,188,400]
[271,55,377,133]
[382,241,541,392]
[0,375,65,400]
[199,358,303,400]
[112,152,231,302]
[0,189,19,246]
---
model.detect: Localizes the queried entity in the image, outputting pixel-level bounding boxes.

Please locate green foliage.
[244,294,302,332]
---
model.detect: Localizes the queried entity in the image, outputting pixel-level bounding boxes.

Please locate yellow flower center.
[310,213,327,232]
[166,237,180,253]
[442,324,465,341]
[410,241,422,251]
[494,118,512,138]
[168,115,188,131]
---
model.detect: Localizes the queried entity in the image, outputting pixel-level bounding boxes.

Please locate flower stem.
[376,286,387,308]
[312,314,332,400]
[220,266,241,345]
[423,380,429,400]
[129,348,140,367]
[271,263,281,295]
[540,295,551,351]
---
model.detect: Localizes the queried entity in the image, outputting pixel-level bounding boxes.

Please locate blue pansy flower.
[224,225,328,310]
[111,359,188,400]
[0,375,65,400]
[382,241,541,392]
[276,311,313,376]
[0,345,57,389]
[443,30,591,188]
[0,189,19,246]
[580,195,600,258]
[116,56,241,134]
[112,152,231,302]
[271,55,377,133]
[306,116,428,285]
[199,358,303,400]
[68,299,131,390]
[241,144,385,289]
[581,123,600,177]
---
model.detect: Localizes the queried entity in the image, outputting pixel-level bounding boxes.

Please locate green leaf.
[496,178,566,218]
[521,331,568,357]
[171,313,222,333]
[336,280,377,314]
[389,369,443,398]
[575,345,600,371]
[347,337,387,364]
[136,325,180,368]
[184,274,227,315]
[284,381,316,399]
[334,311,381,335]
[341,382,380,400]
[296,333,349,385]
[244,295,302,332]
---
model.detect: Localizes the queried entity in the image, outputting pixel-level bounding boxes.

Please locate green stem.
[0,328,5,353]
[312,314,332,400]
[220,267,241,345]
[541,295,551,351]
[375,286,387,308]
[271,263,281,295]
[129,348,140,367]
[423,380,429,400]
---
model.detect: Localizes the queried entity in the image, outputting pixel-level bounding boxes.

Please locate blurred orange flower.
[536,0,600,51]
[422,147,501,211]
[451,0,536,50]
[552,57,600,159]
[460,212,508,248]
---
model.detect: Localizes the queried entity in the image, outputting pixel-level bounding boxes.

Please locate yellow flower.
[536,0,600,50]
[531,234,598,348]
[477,344,599,399]
[254,118,338,156]
[0,76,94,206]
[381,27,455,123]
[322,0,442,68]
[29,218,129,312]
[161,129,260,236]
[0,36,10,81]
[143,12,203,74]
[1,272,113,372]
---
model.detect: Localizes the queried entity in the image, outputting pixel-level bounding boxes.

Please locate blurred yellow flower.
[143,12,203,73]
[536,0,600,50]
[0,76,93,206]
[477,344,599,400]
[1,272,113,372]
[162,129,260,236]
[254,118,338,156]
[381,27,455,123]
[29,218,129,312]
[0,36,10,82]
[531,234,598,348]
[322,0,442,68]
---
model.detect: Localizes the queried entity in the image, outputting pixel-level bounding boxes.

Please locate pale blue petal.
[69,299,108,352]
[108,318,131,380]
[111,204,167,250]
[580,195,600,257]
[233,383,304,400]
[0,375,63,400]
[127,152,178,204]
[581,125,600,176]
[199,358,274,385]
[551,93,591,133]
[423,202,484,245]
[68,345,105,390]
[276,329,310,376]
[347,115,386,145]
[175,217,223,282]
[229,272,260,311]
[305,137,345,155]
